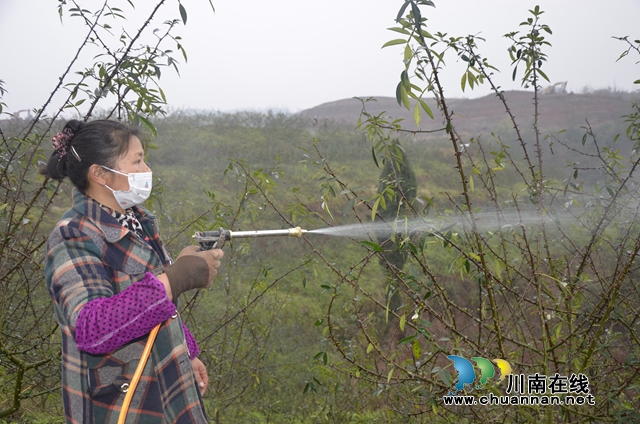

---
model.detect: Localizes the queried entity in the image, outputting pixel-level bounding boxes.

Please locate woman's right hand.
[175,246,224,286]
[163,246,224,299]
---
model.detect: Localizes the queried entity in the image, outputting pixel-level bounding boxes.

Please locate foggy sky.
[1,0,638,114]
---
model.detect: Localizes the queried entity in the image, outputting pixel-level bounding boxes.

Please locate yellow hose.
[117,323,161,424]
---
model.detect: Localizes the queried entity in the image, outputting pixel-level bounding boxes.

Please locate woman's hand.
[164,247,224,300]
[191,357,209,395]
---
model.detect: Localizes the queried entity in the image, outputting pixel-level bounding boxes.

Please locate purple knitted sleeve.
[182,322,200,359]
[75,272,177,354]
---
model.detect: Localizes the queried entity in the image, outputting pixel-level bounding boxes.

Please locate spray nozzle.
[194,227,307,250]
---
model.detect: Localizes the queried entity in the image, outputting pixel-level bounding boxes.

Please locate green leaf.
[400,69,410,87]
[322,199,334,220]
[537,68,550,82]
[413,102,421,127]
[404,44,412,63]
[438,368,452,386]
[360,240,384,252]
[467,70,476,89]
[136,114,157,137]
[419,100,434,119]
[461,71,467,92]
[313,351,328,365]
[553,322,563,342]
[387,27,410,36]
[378,191,386,210]
[396,1,410,22]
[398,335,415,345]
[399,314,406,331]
[367,343,374,354]
[372,145,380,168]
[178,44,188,62]
[382,39,407,48]
[343,197,356,215]
[387,367,395,383]
[413,338,421,359]
[410,1,422,23]
[371,197,381,221]
[468,174,474,192]
[400,82,411,110]
[179,2,187,25]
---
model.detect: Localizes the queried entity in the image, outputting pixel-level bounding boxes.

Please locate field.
[3,86,639,422]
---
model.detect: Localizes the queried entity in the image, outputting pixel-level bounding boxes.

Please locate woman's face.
[105,136,151,191]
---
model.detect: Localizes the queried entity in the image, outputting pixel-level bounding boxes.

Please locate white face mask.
[102,166,153,208]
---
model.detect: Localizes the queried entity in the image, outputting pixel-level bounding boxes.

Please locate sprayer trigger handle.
[194,229,228,250]
[212,228,229,249]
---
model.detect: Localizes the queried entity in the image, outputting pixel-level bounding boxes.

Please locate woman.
[42,119,223,423]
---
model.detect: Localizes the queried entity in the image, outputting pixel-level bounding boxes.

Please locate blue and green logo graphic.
[447,355,512,395]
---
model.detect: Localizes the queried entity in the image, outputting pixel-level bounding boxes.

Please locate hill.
[299,90,639,137]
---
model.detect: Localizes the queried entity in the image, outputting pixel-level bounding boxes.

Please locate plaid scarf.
[102,205,146,240]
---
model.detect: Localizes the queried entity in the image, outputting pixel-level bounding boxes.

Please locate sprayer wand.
[194,227,307,250]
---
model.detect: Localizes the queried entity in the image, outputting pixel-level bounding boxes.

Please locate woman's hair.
[40,119,142,193]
